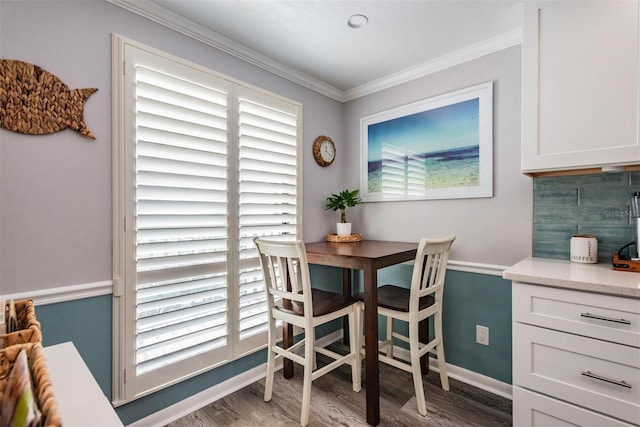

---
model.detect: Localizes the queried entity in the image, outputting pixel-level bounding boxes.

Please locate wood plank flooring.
[166,344,512,427]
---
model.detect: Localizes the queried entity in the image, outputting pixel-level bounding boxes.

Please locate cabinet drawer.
[513,282,640,347]
[513,323,640,425]
[513,386,635,427]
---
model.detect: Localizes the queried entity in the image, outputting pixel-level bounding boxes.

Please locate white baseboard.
[390,346,512,400]
[443,362,512,400]
[127,332,511,427]
[127,362,273,427]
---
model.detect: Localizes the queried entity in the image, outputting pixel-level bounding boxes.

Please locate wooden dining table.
[282,240,419,426]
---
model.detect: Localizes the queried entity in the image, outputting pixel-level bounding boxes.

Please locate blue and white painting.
[361,82,493,202]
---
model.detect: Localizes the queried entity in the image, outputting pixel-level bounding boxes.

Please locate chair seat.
[276,288,359,317]
[356,285,435,312]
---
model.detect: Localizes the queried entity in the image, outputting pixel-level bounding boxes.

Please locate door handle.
[580,312,631,325]
[581,370,632,388]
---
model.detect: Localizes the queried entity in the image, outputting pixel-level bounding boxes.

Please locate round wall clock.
[312,135,336,167]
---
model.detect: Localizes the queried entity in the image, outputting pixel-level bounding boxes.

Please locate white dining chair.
[253,237,362,426]
[361,235,455,417]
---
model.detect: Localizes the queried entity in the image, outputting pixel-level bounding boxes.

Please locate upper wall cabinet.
[522,0,640,173]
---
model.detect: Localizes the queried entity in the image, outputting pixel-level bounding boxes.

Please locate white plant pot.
[336,222,352,236]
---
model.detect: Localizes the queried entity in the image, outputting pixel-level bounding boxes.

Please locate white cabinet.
[521,0,640,173]
[512,282,640,427]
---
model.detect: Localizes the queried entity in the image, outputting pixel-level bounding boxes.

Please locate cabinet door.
[513,387,635,427]
[513,323,640,425]
[522,0,640,172]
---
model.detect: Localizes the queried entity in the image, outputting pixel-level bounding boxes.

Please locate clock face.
[313,135,335,167]
[320,140,334,162]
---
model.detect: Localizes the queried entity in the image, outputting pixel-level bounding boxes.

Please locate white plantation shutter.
[114,37,301,402]
[134,64,230,375]
[237,90,299,349]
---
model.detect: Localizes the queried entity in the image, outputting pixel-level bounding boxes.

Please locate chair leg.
[264,329,276,402]
[357,302,365,363]
[300,330,314,426]
[386,316,393,358]
[409,320,427,416]
[348,309,361,392]
[419,317,429,375]
[434,311,450,391]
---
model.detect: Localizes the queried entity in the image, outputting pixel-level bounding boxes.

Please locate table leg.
[283,274,294,379]
[419,318,430,375]
[283,323,293,379]
[363,264,380,426]
[342,268,352,345]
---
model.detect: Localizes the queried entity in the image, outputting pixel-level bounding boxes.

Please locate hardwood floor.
[166,344,512,427]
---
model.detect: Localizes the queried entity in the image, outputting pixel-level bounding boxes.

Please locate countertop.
[503,257,640,299]
[43,342,124,426]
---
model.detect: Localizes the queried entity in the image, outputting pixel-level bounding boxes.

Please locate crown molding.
[342,28,522,102]
[106,0,344,101]
[107,1,521,103]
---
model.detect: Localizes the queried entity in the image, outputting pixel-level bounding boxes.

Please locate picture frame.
[360,82,493,202]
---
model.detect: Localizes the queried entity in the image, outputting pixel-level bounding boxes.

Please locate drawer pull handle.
[580,312,631,325]
[581,371,632,388]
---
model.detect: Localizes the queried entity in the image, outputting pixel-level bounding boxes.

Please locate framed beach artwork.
[360,82,493,202]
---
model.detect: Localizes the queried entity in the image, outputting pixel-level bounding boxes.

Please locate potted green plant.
[325,189,361,235]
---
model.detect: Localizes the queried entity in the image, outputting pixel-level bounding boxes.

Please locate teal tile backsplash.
[533,172,638,263]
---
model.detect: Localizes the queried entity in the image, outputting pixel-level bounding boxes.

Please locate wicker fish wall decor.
[0,59,97,140]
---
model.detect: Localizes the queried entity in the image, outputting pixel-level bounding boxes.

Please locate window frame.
[111,34,302,404]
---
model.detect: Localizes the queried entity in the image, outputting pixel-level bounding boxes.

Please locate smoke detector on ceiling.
[347,14,369,29]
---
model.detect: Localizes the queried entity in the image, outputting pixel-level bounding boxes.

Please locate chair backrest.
[253,237,313,318]
[410,235,456,309]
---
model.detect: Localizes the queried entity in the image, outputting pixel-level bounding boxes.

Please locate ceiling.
[109,0,523,101]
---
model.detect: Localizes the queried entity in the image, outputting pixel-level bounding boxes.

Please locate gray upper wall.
[343,46,532,266]
[0,0,344,294]
[0,1,533,295]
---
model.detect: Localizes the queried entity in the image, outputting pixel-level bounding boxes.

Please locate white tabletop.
[43,342,124,427]
[503,257,640,299]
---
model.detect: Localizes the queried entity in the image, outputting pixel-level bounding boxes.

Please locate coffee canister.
[570,234,598,263]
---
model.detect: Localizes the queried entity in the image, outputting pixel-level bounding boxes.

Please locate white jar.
[570,234,598,263]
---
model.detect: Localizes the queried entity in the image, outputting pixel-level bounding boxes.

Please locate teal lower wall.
[372,265,512,384]
[37,296,113,397]
[313,263,513,384]
[36,265,511,424]
[36,296,269,425]
[440,270,512,384]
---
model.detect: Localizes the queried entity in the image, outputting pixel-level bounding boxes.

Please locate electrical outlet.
[476,325,489,346]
